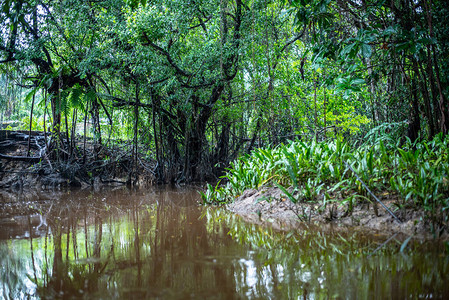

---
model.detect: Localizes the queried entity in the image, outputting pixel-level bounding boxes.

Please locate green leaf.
[24,87,38,104]
[351,78,365,85]
[400,236,413,253]
[383,26,397,36]
[255,196,270,204]
[361,43,372,58]
[67,85,85,110]
[2,0,10,15]
[340,43,356,58]
[274,182,297,204]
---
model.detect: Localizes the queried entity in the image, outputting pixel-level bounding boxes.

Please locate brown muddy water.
[0,187,448,299]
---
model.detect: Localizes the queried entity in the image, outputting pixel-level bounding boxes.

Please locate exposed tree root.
[0,130,156,190]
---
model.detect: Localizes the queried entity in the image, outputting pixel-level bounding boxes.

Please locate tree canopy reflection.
[1,188,448,299]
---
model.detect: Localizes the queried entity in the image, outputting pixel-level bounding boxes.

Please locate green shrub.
[202,134,449,230]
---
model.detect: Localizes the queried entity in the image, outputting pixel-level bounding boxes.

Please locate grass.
[201,132,449,233]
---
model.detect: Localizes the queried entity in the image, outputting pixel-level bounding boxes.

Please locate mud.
[227,187,445,240]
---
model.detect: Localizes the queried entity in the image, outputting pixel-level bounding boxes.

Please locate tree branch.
[141,32,191,77]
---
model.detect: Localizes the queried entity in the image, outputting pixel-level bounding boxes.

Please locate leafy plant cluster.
[201,131,449,229]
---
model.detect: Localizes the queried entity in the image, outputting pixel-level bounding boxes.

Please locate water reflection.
[0,187,448,299]
[0,187,244,299]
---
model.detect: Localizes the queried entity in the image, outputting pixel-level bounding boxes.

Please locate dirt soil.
[227,187,447,240]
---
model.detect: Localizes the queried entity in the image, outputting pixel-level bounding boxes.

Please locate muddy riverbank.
[226,187,446,240]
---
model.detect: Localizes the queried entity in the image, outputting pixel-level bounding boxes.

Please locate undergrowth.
[201,132,449,232]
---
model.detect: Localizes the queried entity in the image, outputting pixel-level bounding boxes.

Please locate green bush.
[202,134,449,229]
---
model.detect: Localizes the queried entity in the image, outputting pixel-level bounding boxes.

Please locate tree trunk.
[184,85,224,182]
[407,76,421,143]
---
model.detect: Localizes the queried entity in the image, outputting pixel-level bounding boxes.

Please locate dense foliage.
[201,133,449,231]
[1,0,448,183]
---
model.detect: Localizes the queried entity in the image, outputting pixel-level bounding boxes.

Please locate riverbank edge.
[0,131,156,190]
[225,186,448,240]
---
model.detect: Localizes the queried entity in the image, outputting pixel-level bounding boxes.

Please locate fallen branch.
[343,160,402,224]
[368,232,399,257]
[100,178,126,185]
[0,153,41,162]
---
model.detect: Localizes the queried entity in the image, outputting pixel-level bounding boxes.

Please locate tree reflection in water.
[1,187,242,298]
[0,187,448,299]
